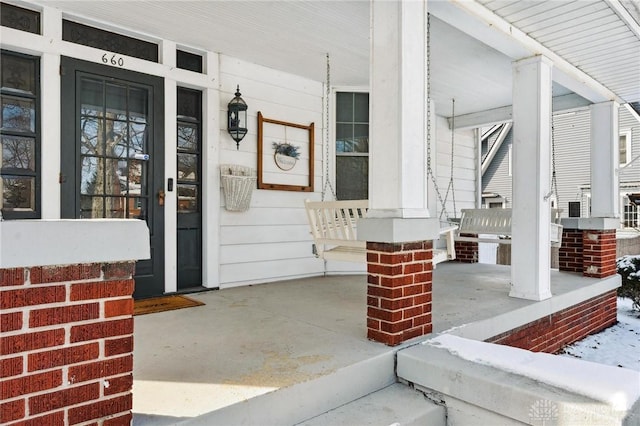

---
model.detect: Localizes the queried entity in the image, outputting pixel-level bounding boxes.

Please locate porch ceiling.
[36,0,640,118]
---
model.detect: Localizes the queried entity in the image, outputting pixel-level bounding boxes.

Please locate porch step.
[179,351,397,426]
[296,383,446,426]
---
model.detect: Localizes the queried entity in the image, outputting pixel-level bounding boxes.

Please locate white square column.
[510,56,553,301]
[360,0,441,243]
[590,102,620,219]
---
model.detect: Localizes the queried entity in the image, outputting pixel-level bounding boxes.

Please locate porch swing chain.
[425,12,455,222]
[545,87,560,213]
[322,52,337,201]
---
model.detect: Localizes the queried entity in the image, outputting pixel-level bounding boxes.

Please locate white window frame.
[620,129,632,166]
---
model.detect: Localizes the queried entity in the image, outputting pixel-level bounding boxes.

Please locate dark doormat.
[134,295,205,316]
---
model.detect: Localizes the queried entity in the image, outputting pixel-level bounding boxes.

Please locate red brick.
[1,370,62,399]
[403,306,423,319]
[368,285,403,299]
[403,262,424,274]
[1,398,25,423]
[70,318,133,343]
[70,280,134,301]
[103,374,133,396]
[367,295,379,308]
[367,307,403,322]
[105,299,134,318]
[28,343,100,372]
[380,319,413,334]
[367,263,403,276]
[68,355,133,383]
[7,410,65,426]
[104,336,134,357]
[29,264,101,284]
[29,382,100,415]
[380,297,415,310]
[67,394,132,425]
[379,275,414,288]
[104,412,133,426]
[367,242,403,253]
[103,263,135,280]
[367,318,380,331]
[402,284,424,297]
[0,268,25,286]
[367,329,402,346]
[0,286,66,310]
[1,312,23,332]
[366,252,379,263]
[29,303,100,328]
[0,356,23,378]
[1,329,65,356]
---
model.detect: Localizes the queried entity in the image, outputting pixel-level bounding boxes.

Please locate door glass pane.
[130,122,147,155]
[79,76,151,220]
[81,156,101,195]
[1,96,35,131]
[177,184,197,212]
[80,78,103,113]
[80,116,102,155]
[177,123,198,151]
[129,86,148,121]
[105,196,125,218]
[177,153,197,181]
[105,83,127,118]
[2,176,35,210]
[80,196,102,218]
[1,135,35,171]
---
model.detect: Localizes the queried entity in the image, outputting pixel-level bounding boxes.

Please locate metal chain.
[322,52,337,201]
[425,12,453,222]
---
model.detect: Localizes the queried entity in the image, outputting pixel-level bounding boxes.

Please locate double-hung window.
[335,92,369,200]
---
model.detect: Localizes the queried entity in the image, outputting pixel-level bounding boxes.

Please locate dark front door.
[60,57,165,299]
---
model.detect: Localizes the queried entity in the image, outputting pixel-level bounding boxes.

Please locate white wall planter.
[220,164,257,212]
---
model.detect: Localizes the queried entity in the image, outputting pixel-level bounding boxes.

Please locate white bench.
[304,199,456,265]
[456,208,563,247]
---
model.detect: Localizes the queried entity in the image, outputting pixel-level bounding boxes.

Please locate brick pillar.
[366,241,433,346]
[454,234,478,263]
[559,228,583,273]
[583,229,617,278]
[0,262,135,425]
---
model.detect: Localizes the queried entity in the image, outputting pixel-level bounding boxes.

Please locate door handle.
[158,189,165,206]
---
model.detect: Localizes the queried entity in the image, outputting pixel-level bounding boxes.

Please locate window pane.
[105,83,127,117]
[177,89,201,119]
[1,135,35,171]
[105,196,126,218]
[126,159,144,196]
[178,123,198,151]
[80,116,102,155]
[80,195,104,218]
[336,92,353,122]
[353,93,369,123]
[81,156,102,195]
[1,53,36,93]
[177,153,198,181]
[80,78,104,112]
[177,184,198,213]
[129,86,148,121]
[336,156,368,200]
[2,176,35,210]
[1,96,35,132]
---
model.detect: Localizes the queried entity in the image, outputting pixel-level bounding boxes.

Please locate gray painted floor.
[132,263,604,423]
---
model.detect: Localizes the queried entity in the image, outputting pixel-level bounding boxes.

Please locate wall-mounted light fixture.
[227,85,248,149]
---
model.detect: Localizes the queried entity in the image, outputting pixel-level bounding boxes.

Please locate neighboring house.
[482,105,640,228]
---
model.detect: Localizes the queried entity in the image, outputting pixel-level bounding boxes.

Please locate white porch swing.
[304,50,457,265]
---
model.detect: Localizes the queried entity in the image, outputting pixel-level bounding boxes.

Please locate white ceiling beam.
[450,94,592,129]
[605,0,640,39]
[429,0,623,105]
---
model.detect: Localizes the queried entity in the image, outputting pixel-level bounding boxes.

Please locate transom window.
[0,50,40,219]
[335,91,369,200]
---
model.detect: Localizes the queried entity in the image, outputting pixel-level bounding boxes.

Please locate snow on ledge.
[427,334,640,411]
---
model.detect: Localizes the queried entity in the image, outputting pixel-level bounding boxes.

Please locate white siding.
[217,56,326,287]
[435,116,477,220]
[483,106,640,221]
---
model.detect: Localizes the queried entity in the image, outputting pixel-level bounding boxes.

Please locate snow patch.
[427,334,640,411]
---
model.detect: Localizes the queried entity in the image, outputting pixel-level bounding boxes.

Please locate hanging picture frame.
[257,112,314,192]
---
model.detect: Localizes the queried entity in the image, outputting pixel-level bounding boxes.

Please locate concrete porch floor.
[131,262,615,425]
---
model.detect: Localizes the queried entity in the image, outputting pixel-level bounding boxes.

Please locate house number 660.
[102,53,124,67]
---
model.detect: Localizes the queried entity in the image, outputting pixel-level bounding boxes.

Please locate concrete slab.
[297,383,445,426]
[132,263,612,423]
